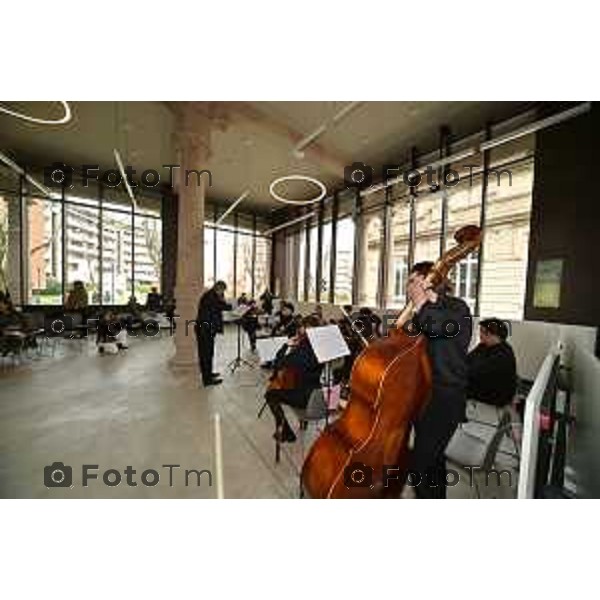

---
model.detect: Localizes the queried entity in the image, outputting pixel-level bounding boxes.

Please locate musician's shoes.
[204,378,223,387]
[212,372,221,378]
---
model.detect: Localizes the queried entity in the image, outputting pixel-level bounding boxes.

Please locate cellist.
[405,261,473,499]
[265,315,323,443]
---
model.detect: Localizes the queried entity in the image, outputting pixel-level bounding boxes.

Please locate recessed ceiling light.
[269,175,326,206]
[0,100,72,125]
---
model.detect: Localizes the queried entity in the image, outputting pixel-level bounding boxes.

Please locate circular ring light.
[269,174,327,206]
[0,100,72,125]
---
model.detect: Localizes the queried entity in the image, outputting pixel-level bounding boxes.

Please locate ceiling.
[0,100,533,214]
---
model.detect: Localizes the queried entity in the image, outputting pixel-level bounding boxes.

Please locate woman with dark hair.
[270,301,298,338]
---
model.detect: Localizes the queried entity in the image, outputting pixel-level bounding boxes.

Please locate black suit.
[196,288,232,384]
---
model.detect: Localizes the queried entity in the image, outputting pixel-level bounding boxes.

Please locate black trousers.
[409,387,465,499]
[242,320,258,351]
[265,388,309,434]
[196,327,216,384]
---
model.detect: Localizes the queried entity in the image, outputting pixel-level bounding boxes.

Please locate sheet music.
[256,336,288,364]
[306,325,350,364]
[222,307,247,322]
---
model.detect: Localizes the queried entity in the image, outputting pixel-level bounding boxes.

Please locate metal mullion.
[98,182,103,306]
[213,205,217,281]
[351,188,361,307]
[251,214,257,298]
[315,200,324,303]
[61,179,67,304]
[130,200,135,301]
[439,127,450,255]
[474,124,491,318]
[269,233,276,294]
[329,191,338,304]
[407,146,417,271]
[233,212,238,298]
[378,188,391,309]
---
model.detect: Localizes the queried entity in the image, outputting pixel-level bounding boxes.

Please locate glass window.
[204,226,215,288]
[254,236,270,297]
[307,224,318,302]
[479,159,534,320]
[65,202,101,304]
[133,214,162,305]
[25,198,63,305]
[320,220,332,301]
[359,212,382,307]
[215,228,235,295]
[1,194,23,303]
[236,232,254,298]
[284,232,298,301]
[413,190,443,265]
[101,209,132,304]
[298,227,306,300]
[445,175,483,314]
[386,200,410,308]
[334,217,354,305]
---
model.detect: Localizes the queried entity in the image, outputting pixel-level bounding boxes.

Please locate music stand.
[226,318,255,374]
[306,325,351,417]
[256,336,289,418]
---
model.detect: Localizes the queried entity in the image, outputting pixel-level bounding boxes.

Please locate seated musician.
[265,315,323,443]
[312,304,325,325]
[356,307,382,340]
[96,311,128,354]
[0,292,23,331]
[467,318,517,407]
[240,299,260,352]
[406,261,472,499]
[65,280,88,313]
[270,301,298,338]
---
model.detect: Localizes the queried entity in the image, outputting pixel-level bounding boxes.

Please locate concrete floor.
[0,327,517,499]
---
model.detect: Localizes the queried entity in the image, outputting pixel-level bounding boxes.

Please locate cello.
[301,225,482,498]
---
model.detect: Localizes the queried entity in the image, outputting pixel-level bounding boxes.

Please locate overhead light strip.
[0,100,72,125]
[361,102,591,198]
[479,102,591,151]
[113,148,137,210]
[262,211,316,236]
[0,150,55,198]
[215,189,250,225]
[293,101,363,157]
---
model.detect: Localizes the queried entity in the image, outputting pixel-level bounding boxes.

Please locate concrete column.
[169,103,211,375]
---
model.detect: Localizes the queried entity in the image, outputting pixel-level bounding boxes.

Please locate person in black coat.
[406,261,473,499]
[467,318,517,407]
[196,280,232,386]
[259,288,274,315]
[265,315,323,443]
[240,300,260,352]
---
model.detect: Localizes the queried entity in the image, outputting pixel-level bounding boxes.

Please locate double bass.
[301,225,482,498]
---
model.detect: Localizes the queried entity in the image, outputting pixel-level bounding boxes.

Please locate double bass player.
[405,261,472,499]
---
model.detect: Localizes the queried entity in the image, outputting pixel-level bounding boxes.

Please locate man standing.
[406,261,472,499]
[196,280,232,387]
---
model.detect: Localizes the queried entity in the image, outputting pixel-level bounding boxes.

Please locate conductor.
[196,280,232,387]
